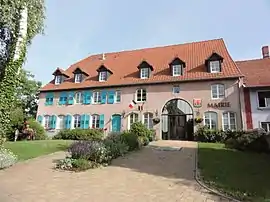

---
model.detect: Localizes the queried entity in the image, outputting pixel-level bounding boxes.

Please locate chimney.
[262,46,269,59]
[102,53,106,60]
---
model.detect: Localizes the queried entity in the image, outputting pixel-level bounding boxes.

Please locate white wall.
[250,88,270,128]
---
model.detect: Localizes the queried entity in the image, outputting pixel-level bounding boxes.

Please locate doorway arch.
[161,98,194,140]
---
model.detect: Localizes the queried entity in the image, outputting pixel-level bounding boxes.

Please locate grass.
[4,140,73,161]
[198,143,270,202]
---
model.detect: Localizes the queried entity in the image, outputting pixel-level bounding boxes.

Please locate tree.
[0,1,45,135]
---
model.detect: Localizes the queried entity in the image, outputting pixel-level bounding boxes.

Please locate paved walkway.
[0,141,231,202]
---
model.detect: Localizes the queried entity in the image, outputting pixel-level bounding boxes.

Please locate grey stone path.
[0,141,231,202]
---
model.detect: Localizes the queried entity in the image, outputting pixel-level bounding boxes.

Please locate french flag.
[129,100,137,109]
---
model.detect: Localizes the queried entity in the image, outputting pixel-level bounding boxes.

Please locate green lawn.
[4,140,73,161]
[198,143,270,202]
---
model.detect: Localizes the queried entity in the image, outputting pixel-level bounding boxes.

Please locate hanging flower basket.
[153,117,160,124]
[194,117,203,124]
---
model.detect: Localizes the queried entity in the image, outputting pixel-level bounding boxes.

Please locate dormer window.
[74,73,83,83]
[55,75,62,85]
[169,57,186,76]
[137,61,153,79]
[205,52,223,73]
[96,64,113,82]
[99,71,107,81]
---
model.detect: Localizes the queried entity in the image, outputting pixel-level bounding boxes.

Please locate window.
[204,112,218,130]
[136,89,147,102]
[211,84,225,99]
[58,115,65,129]
[73,115,81,128]
[75,92,83,104]
[210,61,221,73]
[93,91,101,104]
[140,68,149,79]
[257,91,270,108]
[74,73,83,83]
[261,122,270,132]
[92,114,100,128]
[172,85,180,94]
[129,113,139,129]
[115,90,121,103]
[222,112,236,131]
[55,75,62,85]
[44,115,50,129]
[172,65,182,76]
[143,113,153,129]
[99,71,107,81]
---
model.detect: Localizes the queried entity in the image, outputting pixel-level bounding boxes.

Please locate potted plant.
[194,117,203,124]
[153,117,160,124]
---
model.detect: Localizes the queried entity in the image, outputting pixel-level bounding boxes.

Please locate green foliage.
[194,126,226,143]
[129,122,154,145]
[55,157,99,172]
[53,129,104,141]
[104,134,129,159]
[0,147,17,169]
[120,131,140,151]
[28,118,47,140]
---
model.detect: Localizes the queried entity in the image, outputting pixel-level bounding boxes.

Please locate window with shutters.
[93,91,101,104]
[73,115,81,128]
[257,91,270,108]
[136,88,147,102]
[92,114,100,128]
[44,115,50,129]
[128,113,139,129]
[143,113,153,129]
[75,92,83,104]
[222,112,236,131]
[58,115,65,129]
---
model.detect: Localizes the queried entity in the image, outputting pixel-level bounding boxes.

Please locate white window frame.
[44,115,50,129]
[73,114,81,128]
[58,115,65,130]
[261,122,270,132]
[143,112,153,129]
[135,88,147,102]
[55,75,62,85]
[115,90,121,103]
[140,68,149,79]
[257,90,270,108]
[204,111,218,130]
[92,114,100,128]
[172,85,180,94]
[211,84,225,99]
[99,71,107,81]
[93,91,101,104]
[75,92,83,104]
[74,73,83,83]
[222,112,237,131]
[172,64,182,76]
[128,113,139,129]
[210,61,221,73]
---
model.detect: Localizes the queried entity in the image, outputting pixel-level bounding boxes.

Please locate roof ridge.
[236,58,270,63]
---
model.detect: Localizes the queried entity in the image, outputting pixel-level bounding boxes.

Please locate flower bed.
[0,147,18,169]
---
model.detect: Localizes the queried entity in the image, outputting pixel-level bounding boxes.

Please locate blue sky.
[24,0,270,84]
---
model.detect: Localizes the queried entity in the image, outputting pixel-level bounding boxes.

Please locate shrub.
[53,129,104,141]
[194,126,225,143]
[28,118,47,140]
[6,107,24,140]
[104,134,129,159]
[55,157,99,171]
[0,148,17,169]
[130,122,154,142]
[120,131,139,151]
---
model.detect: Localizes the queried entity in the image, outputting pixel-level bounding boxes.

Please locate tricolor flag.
[129,100,137,109]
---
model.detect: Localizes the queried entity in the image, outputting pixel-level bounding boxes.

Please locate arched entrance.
[161,98,194,140]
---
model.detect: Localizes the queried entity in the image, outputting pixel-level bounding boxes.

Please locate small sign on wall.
[193,98,202,108]
[207,102,230,108]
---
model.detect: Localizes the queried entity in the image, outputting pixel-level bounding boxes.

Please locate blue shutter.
[83,91,91,105]
[65,115,72,129]
[88,91,92,104]
[99,114,105,128]
[107,91,115,104]
[37,115,43,124]
[85,114,90,129]
[45,93,53,106]
[50,93,54,105]
[51,115,57,129]
[59,92,67,105]
[101,91,107,104]
[80,114,85,129]
[68,92,74,105]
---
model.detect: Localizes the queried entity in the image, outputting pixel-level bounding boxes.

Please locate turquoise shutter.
[99,114,105,128]
[83,91,91,105]
[59,92,67,105]
[50,93,54,105]
[50,115,57,129]
[107,91,115,104]
[82,91,86,104]
[65,115,72,129]
[64,116,68,129]
[101,91,107,104]
[80,114,85,129]
[85,114,90,129]
[45,93,53,106]
[37,115,43,124]
[68,92,74,105]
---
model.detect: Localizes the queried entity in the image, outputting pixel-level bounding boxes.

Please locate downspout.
[237,78,244,130]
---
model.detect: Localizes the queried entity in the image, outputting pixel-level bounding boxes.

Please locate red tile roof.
[236,58,270,87]
[41,38,242,92]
